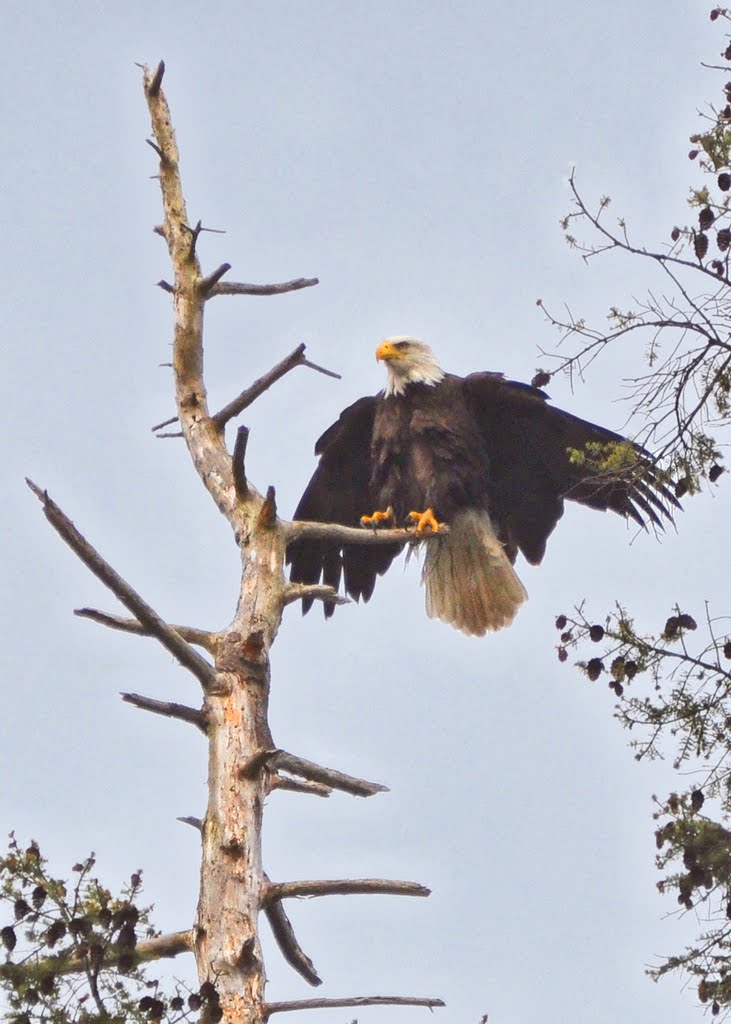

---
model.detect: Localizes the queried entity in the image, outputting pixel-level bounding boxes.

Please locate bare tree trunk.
[28,59,444,1024]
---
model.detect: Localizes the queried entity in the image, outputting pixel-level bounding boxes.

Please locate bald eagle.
[288,337,677,636]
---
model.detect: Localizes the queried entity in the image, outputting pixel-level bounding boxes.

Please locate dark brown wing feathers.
[287,395,402,615]
[462,372,678,565]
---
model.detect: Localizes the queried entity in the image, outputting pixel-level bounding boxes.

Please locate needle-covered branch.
[26,480,217,691]
[263,996,445,1016]
[264,879,431,903]
[211,343,341,429]
[44,929,193,978]
[121,692,208,733]
[75,607,215,651]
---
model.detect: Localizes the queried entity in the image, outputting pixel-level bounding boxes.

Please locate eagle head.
[376,336,445,396]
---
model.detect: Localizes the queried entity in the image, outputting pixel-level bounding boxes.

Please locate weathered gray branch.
[121,691,208,733]
[263,896,322,988]
[210,277,319,297]
[270,750,388,798]
[270,774,332,798]
[75,607,215,651]
[284,520,448,547]
[264,879,431,903]
[264,996,445,1016]
[26,480,217,691]
[211,343,341,429]
[200,262,232,294]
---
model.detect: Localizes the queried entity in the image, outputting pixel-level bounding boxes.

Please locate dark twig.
[199,262,232,295]
[233,426,250,499]
[75,607,214,651]
[272,751,388,797]
[121,692,208,733]
[270,774,332,798]
[257,486,277,529]
[264,891,322,987]
[157,431,184,439]
[300,359,341,380]
[211,343,341,429]
[178,816,204,831]
[145,60,165,97]
[27,480,217,691]
[210,277,319,298]
[264,996,445,1016]
[151,414,179,432]
[264,879,431,903]
[146,138,164,159]
[157,279,174,293]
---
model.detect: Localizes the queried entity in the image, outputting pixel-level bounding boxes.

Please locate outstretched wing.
[462,372,679,565]
[287,395,403,616]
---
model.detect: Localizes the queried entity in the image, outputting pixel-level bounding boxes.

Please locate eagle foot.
[407,508,443,535]
[360,505,395,529]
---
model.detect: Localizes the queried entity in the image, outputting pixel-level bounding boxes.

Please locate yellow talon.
[360,505,395,528]
[407,508,442,534]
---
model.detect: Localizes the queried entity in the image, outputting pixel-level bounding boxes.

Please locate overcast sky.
[1,2,725,1022]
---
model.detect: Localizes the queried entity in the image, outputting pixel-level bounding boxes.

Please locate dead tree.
[26,62,445,1024]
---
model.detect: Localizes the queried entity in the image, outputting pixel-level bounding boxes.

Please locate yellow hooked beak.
[375,341,404,362]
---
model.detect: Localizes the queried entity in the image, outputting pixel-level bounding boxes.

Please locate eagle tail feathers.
[422,509,527,636]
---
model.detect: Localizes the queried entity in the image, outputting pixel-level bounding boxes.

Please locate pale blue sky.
[1,2,722,1022]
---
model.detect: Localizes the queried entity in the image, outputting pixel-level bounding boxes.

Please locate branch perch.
[264,879,430,903]
[26,480,217,691]
[121,692,208,733]
[285,520,449,547]
[283,584,349,608]
[264,996,445,1016]
[75,607,215,651]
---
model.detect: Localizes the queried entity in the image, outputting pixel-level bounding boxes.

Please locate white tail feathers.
[422,509,528,636]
